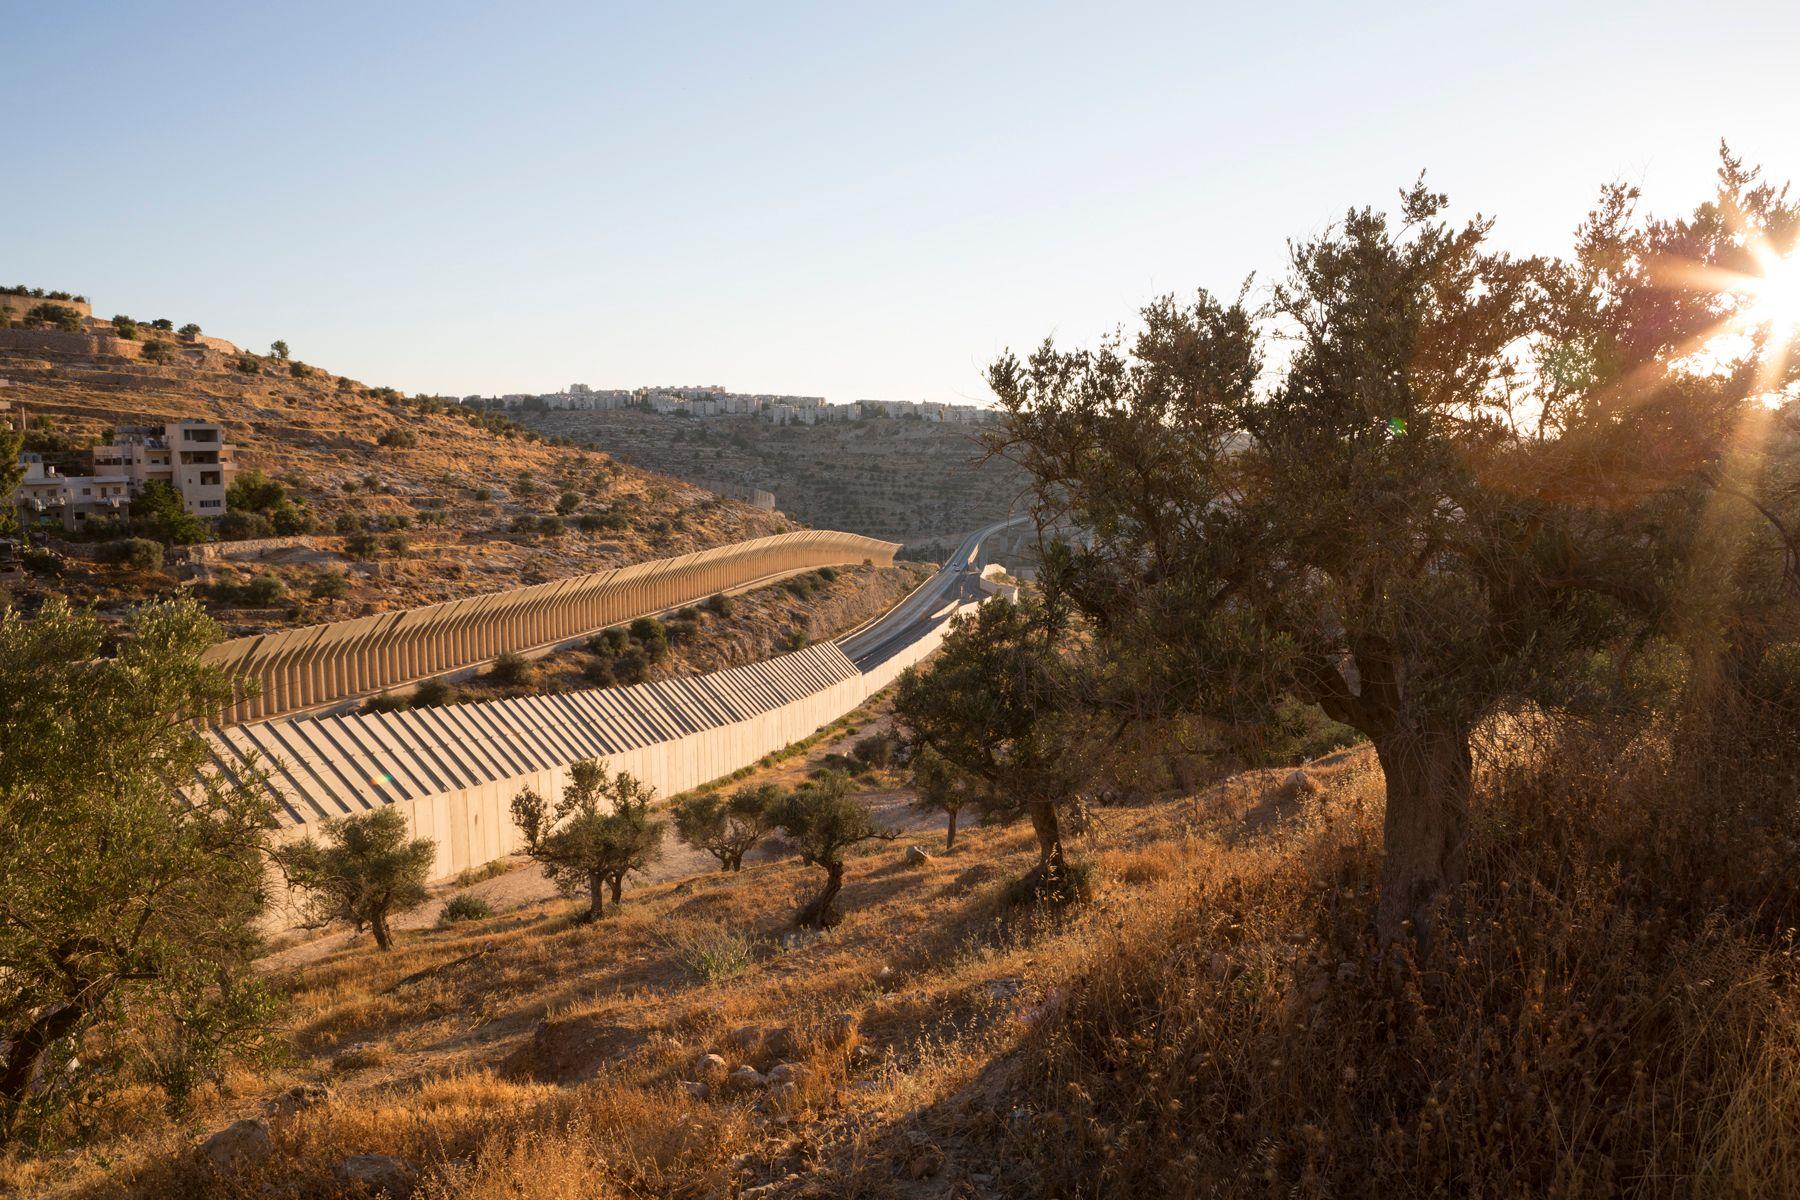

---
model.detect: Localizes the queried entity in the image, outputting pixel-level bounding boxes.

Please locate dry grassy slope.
[517,408,1027,548]
[3,691,1363,1200]
[0,344,794,634]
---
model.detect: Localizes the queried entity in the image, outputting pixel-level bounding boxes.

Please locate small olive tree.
[512,760,664,919]
[672,783,780,872]
[773,770,895,928]
[275,808,435,951]
[895,593,1094,896]
[908,743,980,850]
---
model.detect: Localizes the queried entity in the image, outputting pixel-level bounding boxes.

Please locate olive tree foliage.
[273,808,435,952]
[908,743,981,850]
[984,156,1799,947]
[0,420,23,536]
[512,760,664,919]
[772,769,895,928]
[894,592,1096,897]
[672,783,780,872]
[0,598,277,1141]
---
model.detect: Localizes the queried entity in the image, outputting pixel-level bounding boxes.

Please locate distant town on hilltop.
[472,384,995,426]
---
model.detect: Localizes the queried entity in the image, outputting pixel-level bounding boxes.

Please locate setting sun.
[1743,243,1800,335]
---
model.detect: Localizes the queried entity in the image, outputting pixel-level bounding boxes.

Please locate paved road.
[836,513,1031,671]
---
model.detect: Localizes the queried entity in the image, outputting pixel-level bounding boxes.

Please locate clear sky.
[6,1,1797,402]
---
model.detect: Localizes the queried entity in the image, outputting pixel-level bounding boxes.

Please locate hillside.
[514,408,1027,548]
[9,693,1798,1200]
[0,334,794,635]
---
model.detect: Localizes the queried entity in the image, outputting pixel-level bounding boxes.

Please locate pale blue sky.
[6,2,1797,402]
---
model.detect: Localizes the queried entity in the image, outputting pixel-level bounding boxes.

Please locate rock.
[904,845,932,866]
[1282,768,1323,798]
[985,976,1023,1003]
[727,1065,767,1091]
[760,1081,798,1112]
[875,965,896,986]
[679,1080,712,1101]
[904,1143,945,1179]
[334,1153,417,1197]
[1020,987,1068,1026]
[512,1015,648,1084]
[267,1082,333,1120]
[693,1051,729,1081]
[201,1119,273,1176]
[766,1062,805,1086]
[725,1025,763,1053]
[824,1011,860,1048]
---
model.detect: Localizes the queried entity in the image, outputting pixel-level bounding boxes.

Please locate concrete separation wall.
[203,529,899,723]
[211,602,975,925]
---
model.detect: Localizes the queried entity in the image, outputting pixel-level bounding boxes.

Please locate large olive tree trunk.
[1371,724,1472,949]
[586,870,606,921]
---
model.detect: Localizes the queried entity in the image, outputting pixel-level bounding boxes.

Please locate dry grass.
[7,698,1797,1198]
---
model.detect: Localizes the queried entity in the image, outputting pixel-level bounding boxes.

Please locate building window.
[199,499,222,509]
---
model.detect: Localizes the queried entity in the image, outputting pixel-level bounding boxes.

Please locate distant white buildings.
[469,384,994,426]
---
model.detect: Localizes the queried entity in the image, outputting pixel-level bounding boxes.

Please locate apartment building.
[11,453,133,531]
[93,420,236,516]
[10,419,236,532]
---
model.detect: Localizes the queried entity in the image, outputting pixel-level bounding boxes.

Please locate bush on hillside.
[487,651,534,688]
[438,894,493,925]
[108,537,165,572]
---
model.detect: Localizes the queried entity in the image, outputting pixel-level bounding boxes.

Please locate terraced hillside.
[0,338,792,636]
[516,408,1028,547]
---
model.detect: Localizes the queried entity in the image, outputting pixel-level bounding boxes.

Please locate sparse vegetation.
[273,808,436,952]
[511,761,665,920]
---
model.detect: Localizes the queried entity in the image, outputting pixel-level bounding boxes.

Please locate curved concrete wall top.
[204,529,898,723]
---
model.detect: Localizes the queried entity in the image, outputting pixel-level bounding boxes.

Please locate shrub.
[289,361,313,378]
[660,922,758,982]
[582,656,614,686]
[556,490,580,515]
[269,503,313,535]
[851,731,903,770]
[577,512,606,533]
[227,471,286,513]
[140,339,175,363]
[218,510,274,540]
[589,628,629,656]
[611,649,648,685]
[487,651,534,687]
[411,677,456,708]
[382,532,409,556]
[308,569,350,601]
[269,339,289,360]
[334,513,365,535]
[362,691,409,714]
[239,574,285,606]
[344,530,379,558]
[705,592,734,618]
[112,537,165,572]
[235,355,259,374]
[438,894,494,925]
[150,317,173,331]
[473,487,493,503]
[177,322,201,337]
[536,515,565,536]
[629,617,665,645]
[111,315,139,340]
[377,428,417,449]
[25,303,83,332]
[665,618,699,645]
[817,565,838,582]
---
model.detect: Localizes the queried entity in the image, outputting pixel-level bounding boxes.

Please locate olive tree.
[512,760,664,919]
[274,808,436,951]
[672,783,779,872]
[985,160,1798,946]
[773,769,895,928]
[895,593,1094,896]
[908,743,980,850]
[0,598,276,1140]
